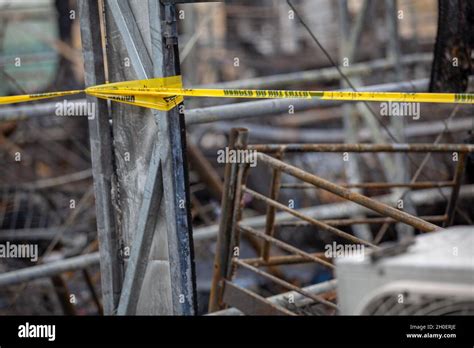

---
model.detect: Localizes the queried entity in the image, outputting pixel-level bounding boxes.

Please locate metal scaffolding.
[0,0,472,317]
[208,128,474,315]
[79,0,198,315]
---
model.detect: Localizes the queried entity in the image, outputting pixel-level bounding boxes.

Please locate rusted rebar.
[276,215,447,227]
[241,252,329,267]
[233,258,337,310]
[239,225,334,269]
[280,181,455,190]
[256,152,441,233]
[209,128,249,312]
[444,152,467,226]
[243,186,378,248]
[249,143,474,153]
[262,151,283,261]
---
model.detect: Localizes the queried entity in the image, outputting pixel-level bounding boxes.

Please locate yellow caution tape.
[1,75,473,111]
[0,90,83,106]
[86,75,184,111]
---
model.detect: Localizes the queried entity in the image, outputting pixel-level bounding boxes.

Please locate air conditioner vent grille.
[361,292,474,315]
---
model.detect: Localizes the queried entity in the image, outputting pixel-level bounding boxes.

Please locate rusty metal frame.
[208,128,251,312]
[209,129,473,315]
[222,280,296,316]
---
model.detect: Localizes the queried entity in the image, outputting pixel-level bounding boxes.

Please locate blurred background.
[0,0,472,315]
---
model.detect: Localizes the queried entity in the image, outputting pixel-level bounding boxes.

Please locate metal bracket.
[162,3,178,46]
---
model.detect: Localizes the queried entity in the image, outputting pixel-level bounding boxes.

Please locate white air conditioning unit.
[336,226,474,315]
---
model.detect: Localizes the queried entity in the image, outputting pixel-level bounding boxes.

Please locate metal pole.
[0,252,100,287]
[208,128,248,312]
[261,151,282,261]
[149,0,197,315]
[444,152,467,226]
[256,152,441,232]
[241,252,328,267]
[249,143,474,153]
[102,0,197,315]
[185,78,429,124]
[201,53,431,89]
[276,215,447,227]
[280,181,454,189]
[78,0,123,315]
[240,225,334,268]
[204,117,472,144]
[193,185,474,240]
[244,186,377,247]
